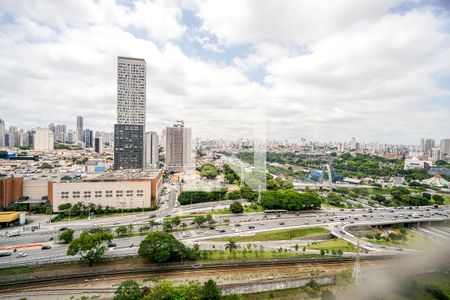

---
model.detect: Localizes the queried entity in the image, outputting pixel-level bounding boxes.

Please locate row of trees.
[114,279,222,300]
[55,202,157,221]
[178,190,227,205]
[261,190,321,210]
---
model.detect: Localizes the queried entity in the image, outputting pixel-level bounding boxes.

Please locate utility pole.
[352,240,362,285]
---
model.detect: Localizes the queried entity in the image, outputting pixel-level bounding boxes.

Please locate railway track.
[0,255,400,293]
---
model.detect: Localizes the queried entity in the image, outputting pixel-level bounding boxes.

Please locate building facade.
[94,136,103,154]
[33,128,54,151]
[0,119,5,147]
[144,131,159,169]
[76,116,84,142]
[114,56,147,170]
[165,121,192,173]
[50,170,163,212]
[114,124,144,169]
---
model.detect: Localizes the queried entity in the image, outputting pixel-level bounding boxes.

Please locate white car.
[16,252,27,258]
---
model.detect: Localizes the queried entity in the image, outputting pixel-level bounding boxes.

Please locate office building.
[144,131,159,169]
[76,116,84,142]
[114,56,146,170]
[33,128,54,151]
[114,124,144,169]
[0,119,5,147]
[84,129,93,148]
[94,136,103,154]
[165,121,192,173]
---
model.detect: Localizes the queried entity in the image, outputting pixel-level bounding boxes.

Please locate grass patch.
[199,249,320,262]
[206,204,265,215]
[306,238,357,252]
[365,230,434,250]
[207,227,329,242]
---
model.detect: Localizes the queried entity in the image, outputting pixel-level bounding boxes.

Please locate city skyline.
[0,1,449,144]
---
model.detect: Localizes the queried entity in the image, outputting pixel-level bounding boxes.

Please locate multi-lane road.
[1,203,449,268]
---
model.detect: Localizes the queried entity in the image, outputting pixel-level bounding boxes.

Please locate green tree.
[229,201,244,213]
[432,194,445,205]
[200,279,221,300]
[58,228,74,244]
[320,249,325,256]
[163,220,173,232]
[194,216,207,228]
[116,225,128,237]
[171,216,181,227]
[114,279,142,300]
[225,239,238,254]
[66,229,113,266]
[201,164,218,179]
[138,232,196,263]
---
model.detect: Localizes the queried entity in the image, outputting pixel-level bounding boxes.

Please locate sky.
[0,0,449,144]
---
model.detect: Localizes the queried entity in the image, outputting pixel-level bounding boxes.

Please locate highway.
[1,204,449,268]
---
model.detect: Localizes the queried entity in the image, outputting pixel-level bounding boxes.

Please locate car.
[235,223,241,227]
[108,243,117,248]
[16,252,27,258]
[59,227,68,231]
[150,214,157,218]
[165,214,171,218]
[41,245,51,250]
[0,252,11,257]
[219,229,226,233]
[279,222,285,225]
[49,237,54,241]
[248,225,255,229]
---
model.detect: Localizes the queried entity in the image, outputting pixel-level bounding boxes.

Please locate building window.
[105,190,113,198]
[84,191,91,198]
[137,190,144,197]
[116,190,123,197]
[95,191,102,198]
[72,191,80,199]
[126,190,133,197]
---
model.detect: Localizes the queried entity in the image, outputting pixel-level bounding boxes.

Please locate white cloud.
[0,0,449,144]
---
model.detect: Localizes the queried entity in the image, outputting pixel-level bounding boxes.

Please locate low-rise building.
[50,169,163,212]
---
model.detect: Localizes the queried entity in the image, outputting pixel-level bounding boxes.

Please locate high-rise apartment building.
[8,126,18,148]
[424,139,435,156]
[48,123,55,133]
[55,124,67,143]
[350,137,356,150]
[34,128,54,151]
[114,56,146,170]
[440,139,450,157]
[420,138,425,152]
[165,121,192,173]
[116,57,146,125]
[144,131,159,169]
[76,116,84,142]
[0,119,5,147]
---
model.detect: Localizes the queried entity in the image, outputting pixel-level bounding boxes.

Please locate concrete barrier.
[221,276,335,296]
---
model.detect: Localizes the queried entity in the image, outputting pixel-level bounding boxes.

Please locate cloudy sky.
[0,0,449,144]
